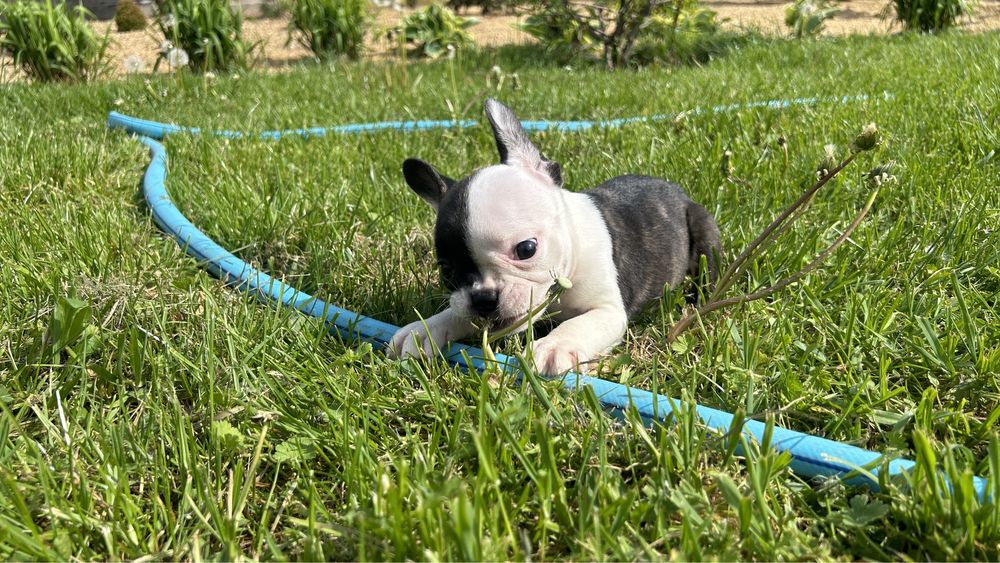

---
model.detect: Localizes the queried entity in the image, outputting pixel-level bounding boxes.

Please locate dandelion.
[204,71,216,80]
[866,161,897,188]
[817,143,838,178]
[851,122,881,152]
[123,54,145,74]
[720,149,734,177]
[166,48,190,69]
[159,40,173,54]
[446,44,456,60]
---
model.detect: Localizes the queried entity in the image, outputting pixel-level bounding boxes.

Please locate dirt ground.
[2,1,999,81]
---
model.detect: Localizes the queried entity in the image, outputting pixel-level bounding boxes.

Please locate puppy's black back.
[585,175,721,316]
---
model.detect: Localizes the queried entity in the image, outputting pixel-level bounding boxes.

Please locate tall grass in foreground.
[0,33,998,559]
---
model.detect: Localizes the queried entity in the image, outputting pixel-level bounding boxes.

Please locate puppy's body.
[388,99,721,375]
[587,175,720,315]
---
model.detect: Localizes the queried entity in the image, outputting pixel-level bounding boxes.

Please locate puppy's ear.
[402,158,455,210]
[484,98,562,187]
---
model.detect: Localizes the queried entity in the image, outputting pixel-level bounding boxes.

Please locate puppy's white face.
[402,99,573,330]
[449,165,572,325]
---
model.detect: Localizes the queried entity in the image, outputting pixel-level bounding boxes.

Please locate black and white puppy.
[388,99,722,375]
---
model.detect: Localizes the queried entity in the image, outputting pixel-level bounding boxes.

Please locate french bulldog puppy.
[387,99,721,375]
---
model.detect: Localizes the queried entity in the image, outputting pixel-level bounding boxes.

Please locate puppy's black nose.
[470,289,500,316]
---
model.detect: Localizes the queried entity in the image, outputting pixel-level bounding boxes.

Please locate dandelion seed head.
[123,54,145,74]
[166,47,189,69]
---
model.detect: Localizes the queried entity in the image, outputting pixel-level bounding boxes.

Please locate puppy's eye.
[514,239,537,260]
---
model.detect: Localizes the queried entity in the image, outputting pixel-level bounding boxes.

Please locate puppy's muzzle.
[469,288,500,317]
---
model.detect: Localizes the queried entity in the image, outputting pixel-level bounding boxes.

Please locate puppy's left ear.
[484,98,562,187]
[402,158,454,211]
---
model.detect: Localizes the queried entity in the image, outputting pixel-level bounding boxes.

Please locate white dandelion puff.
[166,47,189,69]
[123,54,145,74]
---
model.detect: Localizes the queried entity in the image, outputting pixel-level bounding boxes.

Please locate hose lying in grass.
[106,95,990,503]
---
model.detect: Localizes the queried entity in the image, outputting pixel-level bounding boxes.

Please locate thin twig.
[667,186,880,343]
[711,152,859,300]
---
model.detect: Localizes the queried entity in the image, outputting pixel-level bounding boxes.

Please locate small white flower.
[166,47,189,69]
[113,98,124,106]
[204,71,216,79]
[162,13,177,28]
[446,44,456,60]
[159,40,173,53]
[123,54,145,74]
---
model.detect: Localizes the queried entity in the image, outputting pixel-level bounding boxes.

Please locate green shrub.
[116,0,149,32]
[156,0,258,71]
[0,0,110,82]
[518,3,593,62]
[289,0,369,60]
[631,8,757,66]
[261,0,293,18]
[891,0,971,31]
[389,4,477,59]
[784,0,838,39]
[446,0,519,15]
[520,0,727,68]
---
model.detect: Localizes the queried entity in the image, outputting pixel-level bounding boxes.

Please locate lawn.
[1,32,999,559]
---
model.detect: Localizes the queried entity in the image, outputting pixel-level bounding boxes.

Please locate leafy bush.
[289,0,369,60]
[784,0,837,38]
[521,0,728,68]
[261,0,293,18]
[389,4,477,59]
[446,0,519,15]
[156,0,258,71]
[632,9,757,66]
[116,0,149,32]
[891,0,970,31]
[518,4,593,62]
[0,0,110,82]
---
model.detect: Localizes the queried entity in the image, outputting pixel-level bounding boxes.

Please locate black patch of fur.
[402,158,454,207]
[433,176,481,292]
[586,175,722,316]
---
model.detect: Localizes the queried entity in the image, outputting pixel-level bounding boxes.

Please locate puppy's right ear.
[402,158,455,211]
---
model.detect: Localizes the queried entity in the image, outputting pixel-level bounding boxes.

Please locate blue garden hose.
[107,92,990,502]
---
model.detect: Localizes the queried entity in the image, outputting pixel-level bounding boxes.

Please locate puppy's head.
[403,99,572,328]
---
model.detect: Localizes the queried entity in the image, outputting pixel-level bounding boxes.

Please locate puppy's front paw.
[531,335,589,376]
[387,315,457,361]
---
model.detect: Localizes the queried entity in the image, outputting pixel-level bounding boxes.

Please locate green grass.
[1,33,1000,559]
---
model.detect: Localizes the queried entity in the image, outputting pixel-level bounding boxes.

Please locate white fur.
[388,164,628,375]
